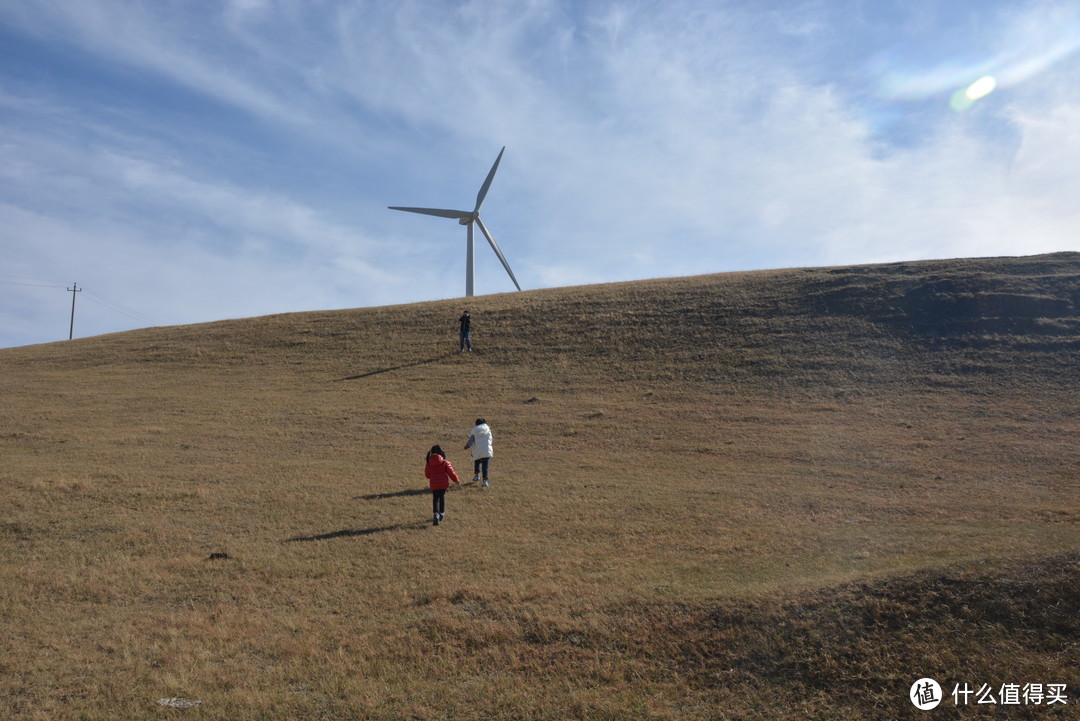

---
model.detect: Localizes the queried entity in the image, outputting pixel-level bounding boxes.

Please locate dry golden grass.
[1,252,1078,719]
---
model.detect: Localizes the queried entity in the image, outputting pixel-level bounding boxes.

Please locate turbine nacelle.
[389,147,521,298]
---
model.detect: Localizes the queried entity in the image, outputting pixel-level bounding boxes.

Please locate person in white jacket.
[464,418,494,487]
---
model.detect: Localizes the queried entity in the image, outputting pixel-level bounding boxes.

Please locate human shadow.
[357,488,430,501]
[285,521,428,543]
[337,354,451,382]
[360,482,480,501]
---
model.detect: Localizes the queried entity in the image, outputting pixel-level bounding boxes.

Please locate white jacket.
[467,423,494,460]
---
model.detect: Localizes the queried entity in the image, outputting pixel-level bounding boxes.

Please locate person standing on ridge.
[464,418,494,487]
[458,310,472,353]
[425,445,460,526]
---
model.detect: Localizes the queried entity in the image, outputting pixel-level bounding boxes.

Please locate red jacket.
[425,454,460,490]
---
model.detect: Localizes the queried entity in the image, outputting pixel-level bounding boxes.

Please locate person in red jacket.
[424,445,460,526]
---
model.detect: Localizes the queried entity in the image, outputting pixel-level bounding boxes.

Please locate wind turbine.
[390,146,521,297]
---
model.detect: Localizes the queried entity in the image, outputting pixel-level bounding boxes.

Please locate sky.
[1,0,1079,348]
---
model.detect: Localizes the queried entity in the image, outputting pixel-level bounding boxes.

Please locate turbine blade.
[475,216,521,291]
[388,206,471,220]
[473,146,505,213]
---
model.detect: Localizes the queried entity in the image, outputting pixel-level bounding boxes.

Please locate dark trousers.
[432,488,446,515]
[473,457,490,479]
[459,329,472,351]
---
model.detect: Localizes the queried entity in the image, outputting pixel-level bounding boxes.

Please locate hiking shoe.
[482,479,489,487]
[473,474,480,482]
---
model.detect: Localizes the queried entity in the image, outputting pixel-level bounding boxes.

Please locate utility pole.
[67,282,81,340]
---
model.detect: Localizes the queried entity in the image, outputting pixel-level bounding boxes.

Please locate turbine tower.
[390,146,521,297]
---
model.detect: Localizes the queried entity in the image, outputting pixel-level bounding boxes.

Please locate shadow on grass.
[285,521,428,542]
[358,484,477,501]
[337,354,452,381]
[357,488,429,501]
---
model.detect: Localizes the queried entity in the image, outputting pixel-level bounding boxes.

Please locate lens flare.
[950,75,999,112]
[966,75,997,100]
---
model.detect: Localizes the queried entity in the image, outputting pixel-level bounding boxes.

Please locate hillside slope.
[1,252,1078,720]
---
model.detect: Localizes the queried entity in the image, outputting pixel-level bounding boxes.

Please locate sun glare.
[966,75,997,100]
[950,75,997,112]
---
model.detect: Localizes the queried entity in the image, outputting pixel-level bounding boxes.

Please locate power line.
[3,276,164,336]
[0,273,67,286]
[0,280,67,288]
[82,288,162,325]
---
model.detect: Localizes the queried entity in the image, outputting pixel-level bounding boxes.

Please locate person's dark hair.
[427,444,446,462]
[475,418,486,426]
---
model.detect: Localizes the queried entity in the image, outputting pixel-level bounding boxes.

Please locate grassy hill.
[2,252,1078,720]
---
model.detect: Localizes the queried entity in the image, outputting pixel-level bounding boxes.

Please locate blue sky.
[1,0,1078,348]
